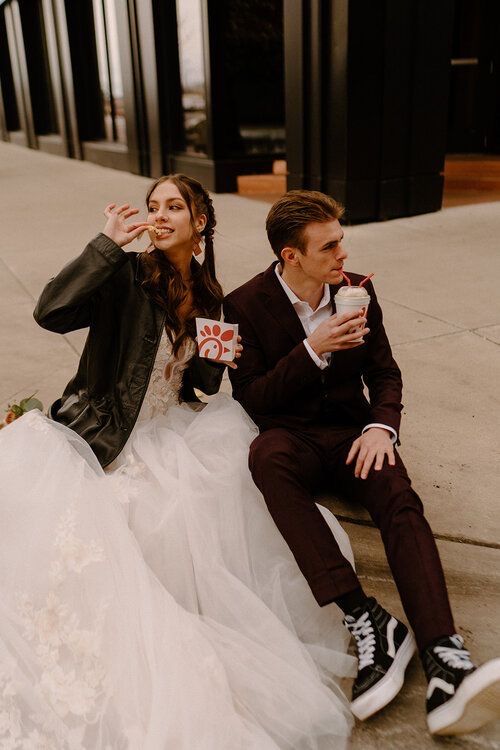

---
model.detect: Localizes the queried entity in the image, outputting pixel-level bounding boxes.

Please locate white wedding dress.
[0,333,357,749]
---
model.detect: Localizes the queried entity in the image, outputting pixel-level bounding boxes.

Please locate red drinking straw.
[340,271,352,286]
[359,273,374,288]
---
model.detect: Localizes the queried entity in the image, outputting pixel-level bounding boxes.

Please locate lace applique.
[49,506,105,585]
[0,659,23,746]
[107,454,146,504]
[16,589,107,717]
[0,506,110,747]
[138,332,196,421]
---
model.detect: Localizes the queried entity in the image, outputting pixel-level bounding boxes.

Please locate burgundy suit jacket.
[223,262,403,437]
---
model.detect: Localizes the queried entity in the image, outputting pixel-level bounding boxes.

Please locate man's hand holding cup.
[307,310,370,357]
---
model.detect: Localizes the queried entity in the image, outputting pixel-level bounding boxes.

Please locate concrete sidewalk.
[1,142,499,747]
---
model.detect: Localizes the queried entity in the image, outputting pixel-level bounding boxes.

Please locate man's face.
[290,219,347,285]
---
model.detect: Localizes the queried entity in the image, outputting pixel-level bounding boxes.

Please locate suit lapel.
[260,266,347,349]
[260,263,309,346]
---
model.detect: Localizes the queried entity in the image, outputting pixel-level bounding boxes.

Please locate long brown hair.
[140,174,223,356]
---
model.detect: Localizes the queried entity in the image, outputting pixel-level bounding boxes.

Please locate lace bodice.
[137,331,196,422]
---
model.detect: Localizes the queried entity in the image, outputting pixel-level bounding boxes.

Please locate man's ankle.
[334,586,369,615]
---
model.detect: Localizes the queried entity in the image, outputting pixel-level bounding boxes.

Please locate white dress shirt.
[275,264,397,442]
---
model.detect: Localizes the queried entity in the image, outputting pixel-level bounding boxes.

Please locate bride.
[0,174,356,748]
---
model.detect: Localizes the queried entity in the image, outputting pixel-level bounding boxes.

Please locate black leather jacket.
[33,233,224,467]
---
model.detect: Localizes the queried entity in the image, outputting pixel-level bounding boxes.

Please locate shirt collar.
[275,263,331,311]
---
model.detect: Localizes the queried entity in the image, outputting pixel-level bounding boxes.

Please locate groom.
[223,189,500,735]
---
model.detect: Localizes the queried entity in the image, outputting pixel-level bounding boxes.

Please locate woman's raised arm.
[34,203,149,334]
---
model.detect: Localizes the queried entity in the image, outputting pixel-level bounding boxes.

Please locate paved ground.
[1,142,499,747]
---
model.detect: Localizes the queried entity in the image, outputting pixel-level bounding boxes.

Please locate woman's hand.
[102,203,150,248]
[215,336,243,370]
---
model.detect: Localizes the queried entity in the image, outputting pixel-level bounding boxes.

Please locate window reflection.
[220,0,285,156]
[176,0,207,154]
[92,0,126,144]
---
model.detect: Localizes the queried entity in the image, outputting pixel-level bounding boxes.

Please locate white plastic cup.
[334,290,370,342]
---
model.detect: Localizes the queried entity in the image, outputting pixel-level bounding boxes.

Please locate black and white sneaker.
[344,597,416,720]
[423,634,500,735]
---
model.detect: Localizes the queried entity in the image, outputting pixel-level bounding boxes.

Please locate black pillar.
[52,0,82,159]
[150,0,184,177]
[285,0,454,222]
[40,0,71,156]
[132,0,165,178]
[0,5,20,137]
[17,0,57,136]
[3,0,36,148]
[63,0,104,143]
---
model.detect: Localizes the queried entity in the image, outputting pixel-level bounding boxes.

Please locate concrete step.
[339,523,500,749]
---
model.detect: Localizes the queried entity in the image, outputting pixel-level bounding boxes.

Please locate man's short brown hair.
[266,190,345,260]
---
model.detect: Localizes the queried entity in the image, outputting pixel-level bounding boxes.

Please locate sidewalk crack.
[336,515,500,551]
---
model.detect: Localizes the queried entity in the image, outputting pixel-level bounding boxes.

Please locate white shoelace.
[346,612,376,670]
[434,641,474,670]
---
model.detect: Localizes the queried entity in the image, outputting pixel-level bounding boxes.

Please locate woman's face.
[146,181,205,253]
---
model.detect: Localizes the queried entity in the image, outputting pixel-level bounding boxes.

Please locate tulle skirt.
[0,394,356,748]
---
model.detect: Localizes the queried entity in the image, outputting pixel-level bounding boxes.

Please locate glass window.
[92,0,126,144]
[175,0,207,154]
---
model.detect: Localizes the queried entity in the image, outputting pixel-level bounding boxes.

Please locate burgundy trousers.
[249,424,455,651]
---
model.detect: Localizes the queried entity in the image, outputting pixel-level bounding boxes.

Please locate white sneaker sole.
[427,658,500,735]
[350,631,416,720]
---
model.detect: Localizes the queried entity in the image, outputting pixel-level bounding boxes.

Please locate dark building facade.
[285,0,500,221]
[1,0,499,221]
[0,0,285,191]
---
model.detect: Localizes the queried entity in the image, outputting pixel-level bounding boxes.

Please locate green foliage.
[5,392,44,422]
[19,396,43,412]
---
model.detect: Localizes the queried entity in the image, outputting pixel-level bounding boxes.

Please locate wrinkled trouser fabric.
[249,424,455,651]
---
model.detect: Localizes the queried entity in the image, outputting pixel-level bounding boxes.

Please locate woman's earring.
[194,236,206,256]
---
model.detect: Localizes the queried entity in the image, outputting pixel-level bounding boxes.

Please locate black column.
[115,0,147,175]
[17,0,57,137]
[40,0,71,156]
[0,5,20,137]
[132,0,166,178]
[64,0,104,143]
[0,79,6,140]
[285,0,454,222]
[52,0,82,159]
[3,0,36,148]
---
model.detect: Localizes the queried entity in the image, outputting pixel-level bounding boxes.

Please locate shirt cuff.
[303,339,329,370]
[362,423,398,444]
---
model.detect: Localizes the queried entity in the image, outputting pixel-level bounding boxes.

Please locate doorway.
[447,0,500,154]
[444,1,500,206]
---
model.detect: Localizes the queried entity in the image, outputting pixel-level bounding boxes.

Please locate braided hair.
[140,174,223,356]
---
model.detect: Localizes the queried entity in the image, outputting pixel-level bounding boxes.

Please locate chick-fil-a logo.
[198,323,235,359]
